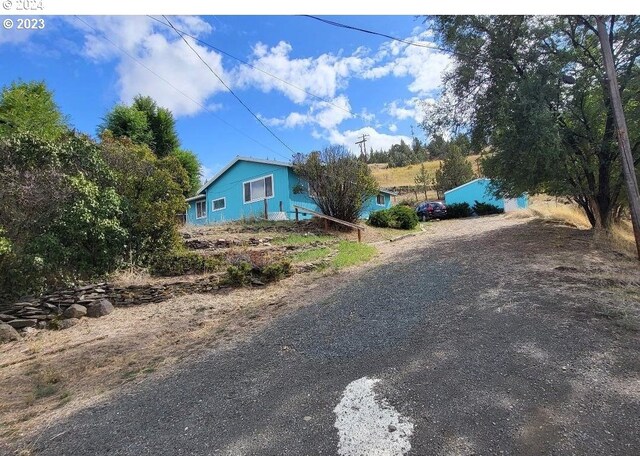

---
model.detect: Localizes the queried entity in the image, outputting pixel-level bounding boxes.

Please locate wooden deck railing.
[292,205,366,242]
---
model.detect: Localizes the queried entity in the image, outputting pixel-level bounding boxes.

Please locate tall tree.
[99,95,200,196]
[293,146,379,223]
[425,16,640,230]
[171,149,202,197]
[98,104,153,146]
[132,95,180,158]
[434,145,475,194]
[0,81,67,140]
[414,163,431,199]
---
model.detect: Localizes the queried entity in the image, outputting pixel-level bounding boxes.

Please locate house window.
[196,200,206,219]
[376,193,385,206]
[243,175,273,203]
[212,197,226,211]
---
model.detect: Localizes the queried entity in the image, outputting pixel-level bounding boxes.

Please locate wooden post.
[597,17,640,260]
[295,207,299,222]
[357,228,362,243]
[263,198,268,220]
[279,201,283,212]
[324,218,329,231]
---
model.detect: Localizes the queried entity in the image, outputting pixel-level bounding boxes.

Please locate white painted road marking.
[334,377,414,456]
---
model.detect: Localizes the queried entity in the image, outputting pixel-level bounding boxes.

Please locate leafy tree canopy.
[0,81,67,141]
[424,15,640,229]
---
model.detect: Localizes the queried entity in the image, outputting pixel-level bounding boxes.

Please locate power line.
[72,15,282,157]
[302,15,471,58]
[147,15,358,120]
[162,15,296,159]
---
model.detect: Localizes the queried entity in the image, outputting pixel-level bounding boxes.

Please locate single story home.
[185,156,395,225]
[444,178,528,212]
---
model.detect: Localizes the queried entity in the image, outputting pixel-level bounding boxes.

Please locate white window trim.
[212,197,226,212]
[195,200,207,219]
[376,193,386,206]
[243,174,274,204]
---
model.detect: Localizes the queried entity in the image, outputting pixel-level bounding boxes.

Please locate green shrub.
[225,262,253,287]
[261,260,292,282]
[150,251,221,276]
[446,202,473,218]
[473,201,504,216]
[388,205,419,230]
[368,209,392,228]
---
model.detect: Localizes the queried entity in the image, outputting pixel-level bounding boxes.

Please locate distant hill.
[370,155,482,188]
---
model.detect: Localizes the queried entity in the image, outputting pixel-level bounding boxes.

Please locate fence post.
[263,198,268,220]
[357,228,362,243]
[295,207,299,222]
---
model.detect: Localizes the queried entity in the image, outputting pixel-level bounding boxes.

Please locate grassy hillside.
[370,155,482,188]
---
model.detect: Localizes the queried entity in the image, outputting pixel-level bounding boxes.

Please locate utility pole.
[596,16,640,260]
[355,134,369,161]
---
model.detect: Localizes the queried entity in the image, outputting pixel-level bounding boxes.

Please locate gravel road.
[28,217,640,455]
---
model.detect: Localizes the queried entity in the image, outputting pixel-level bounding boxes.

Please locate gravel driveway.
[28,217,640,455]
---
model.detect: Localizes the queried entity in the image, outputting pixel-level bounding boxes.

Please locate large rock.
[7,319,37,329]
[58,318,80,330]
[0,323,20,343]
[86,299,114,318]
[63,304,87,319]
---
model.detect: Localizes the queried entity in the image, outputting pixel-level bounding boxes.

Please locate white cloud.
[75,16,227,117]
[362,30,450,96]
[327,126,411,154]
[235,41,373,104]
[260,95,352,130]
[388,123,398,132]
[384,97,432,124]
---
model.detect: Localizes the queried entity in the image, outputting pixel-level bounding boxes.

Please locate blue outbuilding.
[444,178,528,212]
[185,156,395,225]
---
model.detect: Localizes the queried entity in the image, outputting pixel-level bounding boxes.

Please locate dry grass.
[370,155,481,188]
[509,196,636,257]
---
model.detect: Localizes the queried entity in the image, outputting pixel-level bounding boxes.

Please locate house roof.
[185,194,206,202]
[443,178,489,195]
[379,188,398,196]
[196,156,292,195]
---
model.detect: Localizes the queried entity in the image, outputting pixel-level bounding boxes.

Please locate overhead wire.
[161,15,296,160]
[73,15,283,157]
[147,15,358,120]
[302,15,472,59]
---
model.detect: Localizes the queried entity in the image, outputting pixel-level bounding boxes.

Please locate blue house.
[444,178,528,212]
[185,156,395,225]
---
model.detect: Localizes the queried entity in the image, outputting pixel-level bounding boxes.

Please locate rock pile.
[184,237,273,249]
[0,274,222,337]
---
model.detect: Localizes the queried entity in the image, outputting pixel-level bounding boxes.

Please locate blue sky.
[0,15,450,180]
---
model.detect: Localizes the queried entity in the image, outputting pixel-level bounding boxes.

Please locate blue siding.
[185,158,395,225]
[444,178,528,211]
[362,192,392,218]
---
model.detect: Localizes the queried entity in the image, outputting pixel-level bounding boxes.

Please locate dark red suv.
[416,201,448,221]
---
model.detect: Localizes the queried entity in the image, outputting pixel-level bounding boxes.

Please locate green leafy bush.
[225,262,253,287]
[368,209,392,228]
[388,205,419,230]
[446,202,473,218]
[261,260,292,282]
[473,201,504,216]
[150,251,222,276]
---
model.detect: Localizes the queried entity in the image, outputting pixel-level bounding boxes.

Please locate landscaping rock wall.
[0,275,222,331]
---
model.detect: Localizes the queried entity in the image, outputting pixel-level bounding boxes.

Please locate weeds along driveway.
[29,218,640,455]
